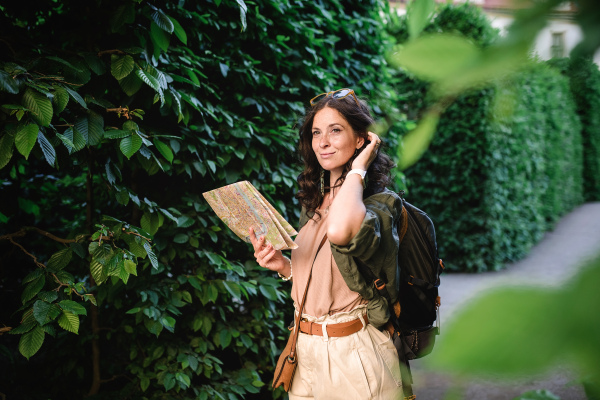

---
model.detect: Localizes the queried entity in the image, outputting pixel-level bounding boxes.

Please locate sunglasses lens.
[332,89,352,99]
[311,93,327,106]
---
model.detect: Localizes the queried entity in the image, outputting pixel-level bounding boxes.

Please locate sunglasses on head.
[310,88,360,107]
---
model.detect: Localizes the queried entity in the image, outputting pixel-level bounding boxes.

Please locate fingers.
[249,227,265,252]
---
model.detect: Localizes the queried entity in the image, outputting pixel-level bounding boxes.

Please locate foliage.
[388,3,583,272]
[0,0,402,398]
[425,253,600,399]
[549,56,600,202]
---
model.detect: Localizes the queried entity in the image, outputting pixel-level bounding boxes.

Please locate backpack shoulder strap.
[399,201,408,243]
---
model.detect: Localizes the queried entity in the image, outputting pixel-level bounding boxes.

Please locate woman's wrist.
[277,257,293,281]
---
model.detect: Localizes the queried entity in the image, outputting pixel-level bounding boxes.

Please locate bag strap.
[287,234,328,362]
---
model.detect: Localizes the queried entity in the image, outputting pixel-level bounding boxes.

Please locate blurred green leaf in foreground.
[390,0,600,170]
[427,253,600,399]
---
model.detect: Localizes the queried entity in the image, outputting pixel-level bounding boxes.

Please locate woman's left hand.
[352,131,381,171]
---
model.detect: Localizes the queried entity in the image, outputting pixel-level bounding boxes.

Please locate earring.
[320,169,324,197]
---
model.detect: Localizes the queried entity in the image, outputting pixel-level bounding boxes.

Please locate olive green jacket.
[298,188,403,328]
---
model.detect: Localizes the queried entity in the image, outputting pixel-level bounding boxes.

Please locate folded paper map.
[203,181,298,250]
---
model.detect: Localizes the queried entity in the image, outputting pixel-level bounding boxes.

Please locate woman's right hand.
[249,227,290,275]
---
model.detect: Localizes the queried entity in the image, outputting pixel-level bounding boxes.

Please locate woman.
[250,89,404,399]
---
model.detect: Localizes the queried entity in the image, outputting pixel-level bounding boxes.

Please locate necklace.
[324,188,334,214]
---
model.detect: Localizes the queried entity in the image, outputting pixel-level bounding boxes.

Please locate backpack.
[357,190,444,398]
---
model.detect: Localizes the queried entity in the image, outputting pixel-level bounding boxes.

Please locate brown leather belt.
[299,315,368,337]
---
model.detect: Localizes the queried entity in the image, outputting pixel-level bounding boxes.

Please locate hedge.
[390,3,583,272]
[0,0,402,398]
[549,56,600,201]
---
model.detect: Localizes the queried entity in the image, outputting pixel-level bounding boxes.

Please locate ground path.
[410,202,600,400]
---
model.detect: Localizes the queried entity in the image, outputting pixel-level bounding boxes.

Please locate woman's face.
[311,106,364,179]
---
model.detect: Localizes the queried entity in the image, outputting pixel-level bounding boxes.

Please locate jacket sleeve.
[331,191,400,268]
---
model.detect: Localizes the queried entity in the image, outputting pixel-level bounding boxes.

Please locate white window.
[551,32,565,58]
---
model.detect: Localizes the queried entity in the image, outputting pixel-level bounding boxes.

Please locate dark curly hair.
[296,93,396,218]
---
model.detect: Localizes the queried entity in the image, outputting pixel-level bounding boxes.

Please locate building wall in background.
[389,0,600,65]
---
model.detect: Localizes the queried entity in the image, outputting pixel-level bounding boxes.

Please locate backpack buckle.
[374,279,386,290]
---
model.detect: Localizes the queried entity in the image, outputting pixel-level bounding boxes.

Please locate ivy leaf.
[52,86,69,113]
[120,133,142,159]
[0,132,14,169]
[111,54,135,80]
[152,9,174,33]
[18,326,45,359]
[153,138,173,163]
[15,123,39,160]
[22,89,53,127]
[37,130,56,167]
[59,300,87,316]
[58,310,80,334]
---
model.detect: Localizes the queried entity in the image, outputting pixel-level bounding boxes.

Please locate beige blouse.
[291,207,368,318]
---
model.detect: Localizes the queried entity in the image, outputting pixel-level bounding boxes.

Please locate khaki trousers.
[289,306,403,400]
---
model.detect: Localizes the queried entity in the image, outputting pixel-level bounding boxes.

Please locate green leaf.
[219,329,232,349]
[235,0,248,32]
[37,130,56,166]
[124,259,137,276]
[15,123,39,159]
[88,112,104,145]
[143,241,159,269]
[169,16,187,44]
[111,54,135,80]
[258,285,277,301]
[407,0,435,40]
[47,248,73,271]
[52,86,69,113]
[18,197,40,216]
[33,300,54,325]
[64,86,87,109]
[59,300,87,316]
[151,9,174,33]
[141,212,160,235]
[119,71,143,96]
[62,127,86,153]
[398,111,439,170]
[104,129,131,140]
[22,275,45,304]
[153,138,173,163]
[18,326,45,359]
[90,259,108,285]
[110,2,135,32]
[390,34,481,82]
[46,56,83,72]
[120,134,142,159]
[136,69,161,92]
[150,22,170,52]
[58,310,80,334]
[0,69,19,94]
[22,88,53,127]
[175,372,191,388]
[0,132,14,169]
